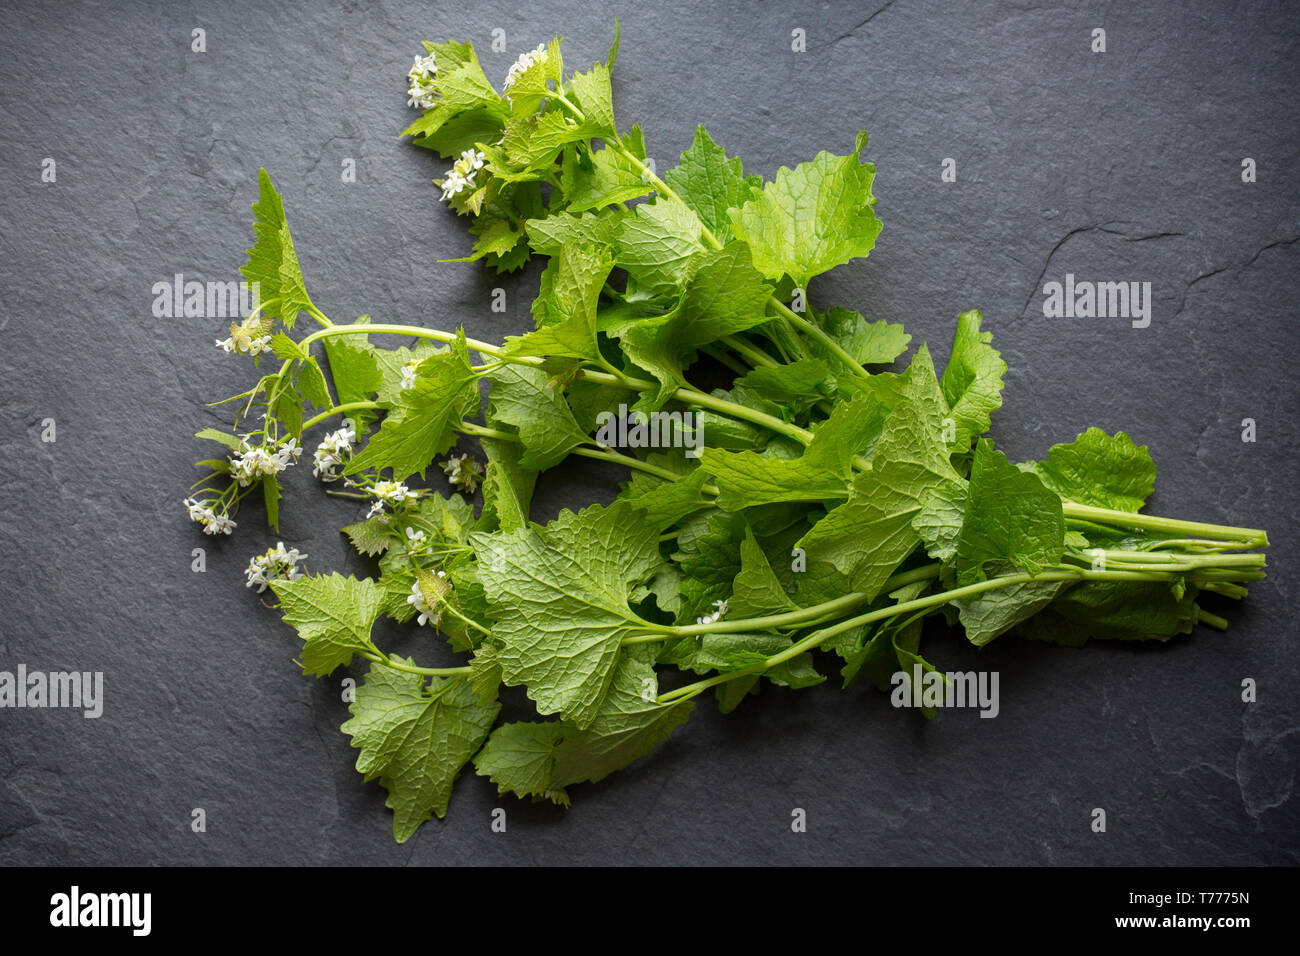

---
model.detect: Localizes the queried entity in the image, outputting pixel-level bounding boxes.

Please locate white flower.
[312,424,355,481]
[244,541,307,592]
[366,480,417,518]
[215,323,274,357]
[407,52,438,109]
[229,436,300,486]
[273,437,301,468]
[459,148,485,172]
[407,82,436,110]
[405,572,446,627]
[441,453,485,495]
[399,361,418,390]
[502,43,547,92]
[409,52,437,79]
[405,527,427,549]
[182,497,237,535]
[696,598,729,626]
[439,169,472,200]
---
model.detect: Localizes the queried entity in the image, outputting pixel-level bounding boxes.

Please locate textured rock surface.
[0,0,1296,865]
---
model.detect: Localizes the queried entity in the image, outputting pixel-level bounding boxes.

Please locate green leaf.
[241,169,313,329]
[729,131,881,286]
[560,130,653,212]
[270,572,386,677]
[478,436,536,534]
[525,207,625,256]
[664,126,763,244]
[729,528,799,617]
[811,307,911,372]
[372,342,439,407]
[472,501,662,728]
[838,580,930,689]
[507,242,614,363]
[502,108,589,171]
[616,466,712,532]
[794,348,963,601]
[342,664,500,843]
[913,479,968,566]
[660,630,821,694]
[468,643,504,709]
[603,309,690,411]
[1025,427,1156,513]
[568,62,617,136]
[487,364,590,470]
[195,428,240,450]
[345,334,479,480]
[475,647,692,805]
[409,108,503,158]
[323,326,382,430]
[700,388,877,509]
[263,474,281,531]
[675,510,747,623]
[342,517,394,557]
[1015,580,1199,645]
[615,195,705,294]
[473,721,569,806]
[676,241,775,346]
[954,439,1065,585]
[550,647,691,789]
[940,310,1006,453]
[269,333,332,410]
[956,576,1068,647]
[603,242,775,411]
[735,358,834,405]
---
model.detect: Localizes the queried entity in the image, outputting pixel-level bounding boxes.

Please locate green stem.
[721,334,779,369]
[1071,550,1267,572]
[298,322,533,364]
[305,303,334,327]
[656,566,1246,704]
[292,322,812,449]
[301,401,381,433]
[701,344,750,376]
[459,420,719,494]
[627,563,942,645]
[364,652,471,678]
[573,446,720,496]
[769,299,871,380]
[1061,502,1268,546]
[1196,606,1229,630]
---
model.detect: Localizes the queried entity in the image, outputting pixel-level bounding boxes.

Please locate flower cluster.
[439,148,486,200]
[230,436,301,486]
[182,497,237,535]
[696,598,729,626]
[367,479,417,518]
[244,541,307,592]
[216,321,273,357]
[441,453,485,495]
[406,573,446,628]
[502,43,547,92]
[406,51,437,109]
[312,424,355,481]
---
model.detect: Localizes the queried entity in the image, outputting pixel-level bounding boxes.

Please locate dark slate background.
[1,0,1296,866]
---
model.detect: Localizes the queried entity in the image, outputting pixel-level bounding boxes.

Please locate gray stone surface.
[0,0,1296,865]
